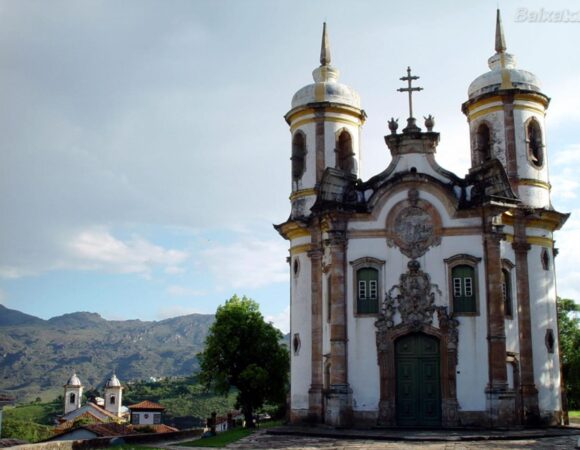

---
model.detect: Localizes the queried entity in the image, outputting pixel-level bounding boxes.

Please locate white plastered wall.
[290,247,313,410]
[527,242,561,413]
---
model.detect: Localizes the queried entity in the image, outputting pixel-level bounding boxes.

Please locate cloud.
[266,305,290,334]
[157,305,205,320]
[166,285,207,297]
[68,228,189,276]
[201,238,288,290]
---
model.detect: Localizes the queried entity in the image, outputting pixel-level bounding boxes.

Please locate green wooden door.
[395,333,441,427]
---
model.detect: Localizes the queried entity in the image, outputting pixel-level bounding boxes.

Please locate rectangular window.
[464,278,473,297]
[451,264,476,314]
[356,267,379,314]
[154,413,161,424]
[358,280,367,299]
[453,278,462,297]
[132,414,140,425]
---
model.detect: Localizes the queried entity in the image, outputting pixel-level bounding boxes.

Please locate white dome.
[291,23,361,111]
[66,373,82,386]
[468,52,542,99]
[291,67,361,109]
[105,373,121,388]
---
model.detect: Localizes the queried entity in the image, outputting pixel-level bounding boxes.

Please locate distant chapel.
[276,12,568,428]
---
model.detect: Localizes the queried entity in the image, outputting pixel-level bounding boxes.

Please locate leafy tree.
[557,297,580,409]
[198,295,289,428]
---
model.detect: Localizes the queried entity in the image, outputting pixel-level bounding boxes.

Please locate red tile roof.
[127,400,165,411]
[134,424,178,433]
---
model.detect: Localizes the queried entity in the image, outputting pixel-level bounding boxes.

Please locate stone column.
[482,213,515,426]
[325,229,352,427]
[307,224,324,422]
[513,214,540,425]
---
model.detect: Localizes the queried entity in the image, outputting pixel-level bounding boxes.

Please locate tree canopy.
[557,297,580,409]
[197,295,289,427]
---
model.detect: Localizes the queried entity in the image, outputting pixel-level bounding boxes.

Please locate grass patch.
[107,446,165,450]
[179,428,253,448]
[569,410,580,418]
[3,401,61,426]
[177,420,283,448]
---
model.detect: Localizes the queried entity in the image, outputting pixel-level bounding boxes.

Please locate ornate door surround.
[375,260,460,427]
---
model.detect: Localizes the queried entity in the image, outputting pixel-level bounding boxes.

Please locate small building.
[128,400,165,426]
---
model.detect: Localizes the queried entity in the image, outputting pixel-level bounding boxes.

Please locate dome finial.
[495,9,507,53]
[320,22,331,66]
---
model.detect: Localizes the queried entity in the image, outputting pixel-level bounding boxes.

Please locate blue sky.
[1,1,579,332]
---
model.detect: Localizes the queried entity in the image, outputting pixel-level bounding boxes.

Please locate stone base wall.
[289,408,311,424]
[351,410,379,428]
[540,410,563,426]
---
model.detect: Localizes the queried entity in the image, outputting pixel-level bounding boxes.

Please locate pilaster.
[482,209,515,426]
[512,212,540,426]
[324,223,352,427]
[307,224,324,422]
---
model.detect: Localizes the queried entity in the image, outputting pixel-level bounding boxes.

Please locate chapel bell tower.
[104,373,123,417]
[63,372,83,414]
[462,9,551,209]
[285,23,366,220]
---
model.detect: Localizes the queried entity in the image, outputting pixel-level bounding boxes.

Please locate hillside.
[0,305,214,401]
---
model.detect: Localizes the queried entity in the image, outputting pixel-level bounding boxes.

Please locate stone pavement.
[167,425,580,450]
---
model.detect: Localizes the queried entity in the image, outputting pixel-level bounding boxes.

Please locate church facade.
[276,13,568,428]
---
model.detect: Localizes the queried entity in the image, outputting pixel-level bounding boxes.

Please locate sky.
[0,1,579,333]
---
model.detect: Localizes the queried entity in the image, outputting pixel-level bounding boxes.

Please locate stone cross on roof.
[397,66,423,120]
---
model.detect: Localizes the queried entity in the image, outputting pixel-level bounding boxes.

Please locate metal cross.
[397,66,423,119]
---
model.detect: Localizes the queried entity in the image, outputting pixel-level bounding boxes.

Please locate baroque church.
[276,11,568,428]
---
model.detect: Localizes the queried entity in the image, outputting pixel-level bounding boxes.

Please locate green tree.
[198,295,289,428]
[557,297,580,409]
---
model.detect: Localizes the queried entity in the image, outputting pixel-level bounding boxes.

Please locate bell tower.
[462,9,551,209]
[285,23,366,220]
[462,10,569,426]
[63,372,83,414]
[104,373,123,417]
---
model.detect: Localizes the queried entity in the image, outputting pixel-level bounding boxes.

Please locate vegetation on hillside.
[0,418,53,443]
[198,295,289,428]
[0,304,214,401]
[124,376,237,420]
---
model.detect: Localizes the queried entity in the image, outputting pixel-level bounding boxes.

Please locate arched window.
[502,268,513,317]
[69,393,76,404]
[356,268,379,314]
[527,119,544,168]
[541,248,550,270]
[476,123,492,162]
[336,130,355,173]
[110,395,116,405]
[291,132,306,181]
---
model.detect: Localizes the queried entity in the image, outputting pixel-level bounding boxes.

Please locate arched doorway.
[395,333,441,427]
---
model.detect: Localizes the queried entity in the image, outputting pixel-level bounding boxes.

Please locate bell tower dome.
[462,9,551,209]
[63,372,83,414]
[285,23,366,220]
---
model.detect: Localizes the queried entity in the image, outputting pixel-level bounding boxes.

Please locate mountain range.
[0,305,214,401]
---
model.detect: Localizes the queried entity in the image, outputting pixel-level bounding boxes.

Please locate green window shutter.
[452,265,476,313]
[503,269,513,316]
[357,268,379,314]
